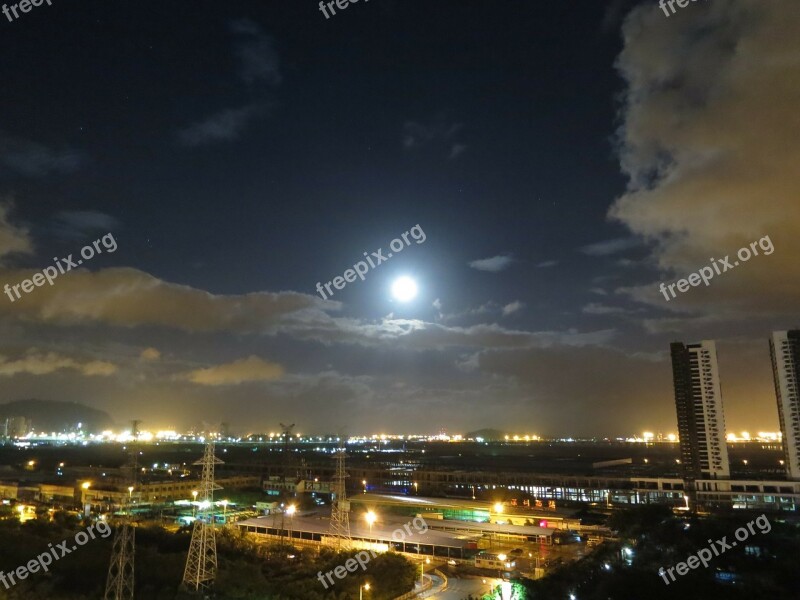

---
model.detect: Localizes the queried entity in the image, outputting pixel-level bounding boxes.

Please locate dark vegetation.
[519,504,800,599]
[0,511,415,599]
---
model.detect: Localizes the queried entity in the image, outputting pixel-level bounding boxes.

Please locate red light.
[539,520,548,527]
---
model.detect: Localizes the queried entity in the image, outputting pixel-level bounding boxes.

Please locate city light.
[365,510,376,535]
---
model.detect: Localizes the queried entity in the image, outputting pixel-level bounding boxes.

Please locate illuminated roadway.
[420,575,504,600]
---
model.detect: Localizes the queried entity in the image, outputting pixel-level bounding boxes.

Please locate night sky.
[0,0,797,436]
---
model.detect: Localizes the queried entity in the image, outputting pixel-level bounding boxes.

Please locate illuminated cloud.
[468,255,513,272]
[0,202,33,262]
[0,267,320,333]
[0,351,116,377]
[140,347,161,361]
[183,355,284,386]
[276,312,616,350]
[502,301,524,316]
[611,0,800,317]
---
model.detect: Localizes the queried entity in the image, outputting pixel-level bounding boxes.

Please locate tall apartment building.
[769,330,800,480]
[670,340,730,480]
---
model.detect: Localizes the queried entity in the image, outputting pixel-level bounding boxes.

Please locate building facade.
[671,340,730,480]
[770,330,800,480]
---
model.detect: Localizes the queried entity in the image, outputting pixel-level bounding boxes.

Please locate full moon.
[391,276,418,302]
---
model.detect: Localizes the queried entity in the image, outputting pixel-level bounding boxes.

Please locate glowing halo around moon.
[391,276,418,302]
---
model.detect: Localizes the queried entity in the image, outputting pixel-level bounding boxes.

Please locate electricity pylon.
[328,440,351,549]
[279,422,295,485]
[104,524,135,600]
[182,440,224,595]
[104,421,139,600]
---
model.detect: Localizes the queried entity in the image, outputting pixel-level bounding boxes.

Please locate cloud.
[140,347,161,361]
[472,345,674,436]
[403,116,465,159]
[579,237,640,256]
[442,301,525,322]
[0,202,33,262]
[275,310,617,351]
[51,210,119,240]
[582,302,626,315]
[0,351,116,377]
[602,0,639,31]
[432,298,442,311]
[177,104,265,146]
[502,301,524,316]
[229,18,282,86]
[177,19,280,147]
[536,260,558,268]
[183,355,284,386]
[0,266,320,333]
[448,143,467,160]
[0,133,83,177]
[469,255,513,272]
[611,0,800,318]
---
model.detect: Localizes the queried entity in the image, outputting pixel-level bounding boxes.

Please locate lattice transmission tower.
[104,524,135,600]
[181,440,224,595]
[104,420,140,600]
[328,440,351,549]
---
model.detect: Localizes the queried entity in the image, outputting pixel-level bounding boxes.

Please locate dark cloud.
[0,133,83,177]
[229,18,282,86]
[177,104,266,146]
[51,210,120,241]
[579,237,641,256]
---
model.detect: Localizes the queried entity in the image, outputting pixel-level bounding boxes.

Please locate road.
[421,576,504,600]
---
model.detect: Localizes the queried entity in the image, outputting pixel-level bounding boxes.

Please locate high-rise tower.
[671,340,730,480]
[770,330,800,480]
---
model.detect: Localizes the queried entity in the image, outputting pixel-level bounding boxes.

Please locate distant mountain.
[0,399,114,434]
[464,428,507,441]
